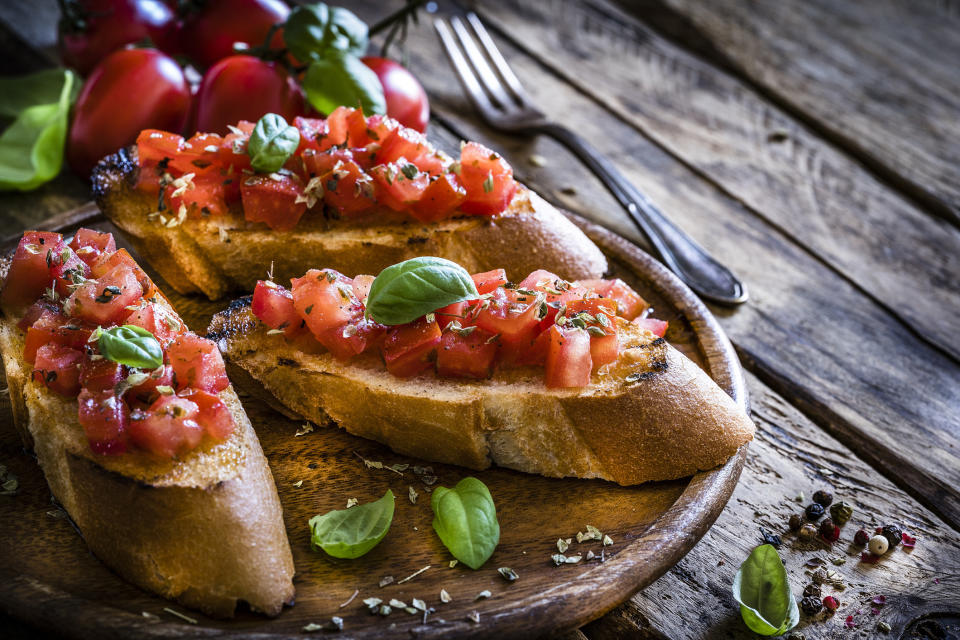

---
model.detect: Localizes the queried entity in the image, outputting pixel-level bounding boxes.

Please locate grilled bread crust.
[92,147,609,300]
[0,261,295,618]
[209,298,755,486]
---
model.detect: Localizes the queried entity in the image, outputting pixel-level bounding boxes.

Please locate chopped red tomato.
[1,231,64,310]
[471,287,542,348]
[318,106,354,150]
[472,269,507,295]
[50,246,91,298]
[293,116,326,154]
[165,174,229,219]
[291,269,362,337]
[252,280,304,337]
[32,343,83,396]
[78,389,130,455]
[129,395,204,458]
[169,132,225,176]
[90,249,156,300]
[183,389,234,440]
[632,317,668,338]
[167,333,229,393]
[69,228,116,266]
[129,365,175,406]
[514,327,551,366]
[79,358,125,393]
[124,301,184,344]
[458,141,517,215]
[65,264,144,325]
[434,300,467,329]
[351,274,375,305]
[136,129,184,194]
[317,316,385,361]
[545,326,593,388]
[377,126,431,165]
[436,327,498,379]
[410,174,466,222]
[579,278,647,320]
[217,120,254,173]
[23,309,93,364]
[240,173,308,231]
[383,317,441,377]
[17,299,59,331]
[369,160,429,211]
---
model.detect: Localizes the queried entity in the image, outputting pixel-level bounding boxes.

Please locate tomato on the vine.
[67,47,190,177]
[58,0,180,76]
[193,55,305,135]
[362,57,430,133]
[178,0,289,69]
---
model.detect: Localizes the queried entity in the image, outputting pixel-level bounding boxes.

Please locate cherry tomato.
[67,48,190,177]
[58,0,179,75]
[193,55,305,135]
[179,0,289,69]
[362,56,430,132]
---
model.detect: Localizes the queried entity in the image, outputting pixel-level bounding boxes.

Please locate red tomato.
[58,0,179,76]
[411,174,466,222]
[302,150,376,217]
[545,326,593,388]
[458,141,517,215]
[369,161,429,211]
[68,48,190,177]
[23,310,93,364]
[90,248,157,300]
[472,269,507,295]
[129,364,175,406]
[78,389,130,454]
[193,56,304,135]
[185,389,235,440]
[65,264,143,325]
[124,301,184,344]
[240,173,308,231]
[291,269,362,337]
[471,288,542,348]
[436,327,498,379]
[167,333,229,393]
[251,281,303,337]
[69,228,117,267]
[165,174,230,219]
[316,316,385,361]
[129,395,203,457]
[32,343,84,396]
[17,299,60,332]
[382,317,441,378]
[632,317,669,338]
[578,278,647,320]
[434,301,467,329]
[362,57,430,133]
[179,0,289,69]
[0,231,64,310]
[51,247,91,298]
[377,126,433,165]
[80,358,125,393]
[351,275,375,305]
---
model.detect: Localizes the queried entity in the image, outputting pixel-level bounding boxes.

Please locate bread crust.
[0,263,295,618]
[92,147,609,299]
[209,299,755,485]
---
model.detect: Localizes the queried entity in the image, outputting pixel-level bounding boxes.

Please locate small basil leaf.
[96,325,164,370]
[365,257,479,326]
[0,69,78,191]
[431,477,499,570]
[309,489,395,559]
[303,52,386,118]
[732,544,799,636]
[283,2,369,62]
[247,113,300,173]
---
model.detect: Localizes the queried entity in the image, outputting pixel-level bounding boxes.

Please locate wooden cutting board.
[0,207,748,639]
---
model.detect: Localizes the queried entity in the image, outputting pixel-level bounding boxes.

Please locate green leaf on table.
[732,544,799,635]
[431,477,499,570]
[0,69,78,191]
[309,489,395,559]
[364,256,479,326]
[303,52,385,117]
[283,2,369,62]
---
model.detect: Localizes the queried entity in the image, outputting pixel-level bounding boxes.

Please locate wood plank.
[585,370,960,639]
[472,0,960,364]
[346,1,960,527]
[624,0,960,226]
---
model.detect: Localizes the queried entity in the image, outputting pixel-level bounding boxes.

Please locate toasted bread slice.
[92,147,608,300]
[209,298,754,485]
[0,261,295,618]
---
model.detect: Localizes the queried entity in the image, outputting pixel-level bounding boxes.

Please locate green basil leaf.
[303,52,386,118]
[0,69,78,191]
[247,113,300,173]
[283,2,369,62]
[365,257,479,325]
[309,489,395,559]
[431,477,499,570]
[732,544,799,636]
[96,325,164,370]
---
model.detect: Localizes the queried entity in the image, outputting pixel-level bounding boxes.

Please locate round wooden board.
[0,209,749,639]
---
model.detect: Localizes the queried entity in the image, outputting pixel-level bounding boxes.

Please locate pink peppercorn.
[861,551,881,564]
[823,595,839,612]
[854,528,870,546]
[845,615,857,629]
[902,532,917,548]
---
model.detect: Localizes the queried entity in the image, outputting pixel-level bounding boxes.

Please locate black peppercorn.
[813,490,833,507]
[801,596,823,614]
[880,524,902,549]
[803,583,822,598]
[789,513,803,531]
[854,528,870,546]
[805,503,825,520]
[760,527,782,548]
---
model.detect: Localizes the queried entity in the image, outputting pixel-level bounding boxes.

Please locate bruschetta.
[0,229,295,617]
[208,260,754,485]
[92,108,608,300]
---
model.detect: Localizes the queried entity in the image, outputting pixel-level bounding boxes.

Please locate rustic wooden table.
[1,1,958,638]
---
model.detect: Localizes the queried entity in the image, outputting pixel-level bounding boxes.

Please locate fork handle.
[537,123,748,305]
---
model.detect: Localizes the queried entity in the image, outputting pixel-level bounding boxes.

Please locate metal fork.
[435,13,748,305]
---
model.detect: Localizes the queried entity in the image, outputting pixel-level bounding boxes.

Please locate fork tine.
[434,18,498,117]
[464,13,530,105]
[449,15,516,110]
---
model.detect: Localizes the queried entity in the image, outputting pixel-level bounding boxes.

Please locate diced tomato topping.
[369,160,429,211]
[317,316,386,361]
[434,300,467,329]
[124,301,184,344]
[78,389,130,455]
[377,125,432,165]
[80,358,125,393]
[545,326,593,388]
[252,280,304,337]
[217,121,254,173]
[128,364,175,406]
[293,116,326,154]
[165,174,229,219]
[17,299,59,331]
[458,141,517,215]
[90,249,156,300]
[632,317,668,338]
[182,389,235,440]
[169,132,224,176]
[304,150,377,217]
[136,129,185,194]
[436,327,498,379]
[23,309,93,364]
[65,264,143,325]
[383,317,441,378]
[129,395,204,458]
[319,106,353,150]
[1,231,64,311]
[580,278,648,320]
[409,173,466,222]
[167,333,229,393]
[351,274,375,305]
[240,173,308,231]
[515,327,551,366]
[291,269,362,337]
[50,246,91,298]
[69,229,116,267]
[470,288,542,348]
[32,343,83,396]
[472,269,508,295]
